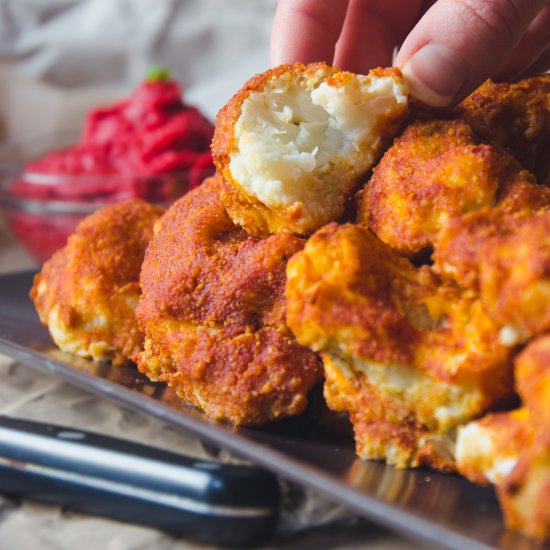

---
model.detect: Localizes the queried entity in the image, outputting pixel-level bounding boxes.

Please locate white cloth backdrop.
[0,0,277,120]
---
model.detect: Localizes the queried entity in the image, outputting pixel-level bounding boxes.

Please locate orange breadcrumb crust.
[498,337,550,541]
[356,119,521,255]
[136,176,322,425]
[31,199,164,365]
[457,408,533,486]
[454,75,550,175]
[479,210,550,340]
[433,176,550,291]
[286,223,515,470]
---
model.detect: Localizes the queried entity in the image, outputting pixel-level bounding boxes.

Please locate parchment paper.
[0,353,430,550]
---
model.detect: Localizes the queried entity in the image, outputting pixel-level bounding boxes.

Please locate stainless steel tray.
[0,270,545,550]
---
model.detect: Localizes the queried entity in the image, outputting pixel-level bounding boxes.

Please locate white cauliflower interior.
[34,277,139,364]
[456,413,525,485]
[333,354,484,431]
[229,69,408,232]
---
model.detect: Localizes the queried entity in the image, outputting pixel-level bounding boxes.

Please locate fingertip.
[395,0,549,108]
[270,0,349,67]
[399,43,468,107]
[401,64,453,108]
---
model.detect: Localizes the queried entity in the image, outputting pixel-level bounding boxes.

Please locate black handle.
[0,415,280,547]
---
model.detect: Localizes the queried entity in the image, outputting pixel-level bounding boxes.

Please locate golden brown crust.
[515,335,550,431]
[30,199,164,365]
[323,355,456,472]
[356,120,519,256]
[219,177,285,239]
[433,176,550,291]
[286,222,422,365]
[498,445,550,542]
[286,223,515,470]
[454,76,550,174]
[288,222,514,384]
[136,175,322,425]
[479,211,550,340]
[456,408,532,486]
[497,336,550,541]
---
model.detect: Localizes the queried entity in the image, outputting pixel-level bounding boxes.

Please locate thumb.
[395,0,549,107]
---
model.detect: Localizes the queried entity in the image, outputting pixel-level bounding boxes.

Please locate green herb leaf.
[146,66,171,82]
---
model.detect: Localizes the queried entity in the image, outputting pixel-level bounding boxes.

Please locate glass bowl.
[0,131,214,263]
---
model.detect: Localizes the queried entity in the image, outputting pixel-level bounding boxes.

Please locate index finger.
[270,0,350,66]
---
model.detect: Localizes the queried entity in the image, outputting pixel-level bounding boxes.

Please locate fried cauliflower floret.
[286,223,514,471]
[455,336,550,541]
[500,444,550,542]
[515,336,550,427]
[433,176,550,291]
[454,75,550,175]
[478,210,550,344]
[212,63,408,237]
[135,176,322,426]
[31,199,164,365]
[495,336,550,541]
[356,119,520,255]
[456,408,532,486]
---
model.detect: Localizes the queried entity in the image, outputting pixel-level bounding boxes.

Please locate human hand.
[270,0,550,107]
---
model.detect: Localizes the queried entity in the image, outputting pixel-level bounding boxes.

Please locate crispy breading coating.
[456,408,532,486]
[136,176,322,425]
[356,119,520,255]
[433,176,550,291]
[497,336,550,541]
[285,223,515,470]
[212,63,408,237]
[515,336,550,427]
[455,337,550,540]
[454,76,550,176]
[31,199,164,365]
[478,210,550,344]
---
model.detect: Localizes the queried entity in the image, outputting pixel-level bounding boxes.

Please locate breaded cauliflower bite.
[457,336,550,541]
[454,75,550,175]
[212,63,409,237]
[136,176,322,426]
[285,223,515,471]
[478,210,550,345]
[433,176,550,291]
[31,199,164,365]
[456,408,532,486]
[356,119,522,256]
[498,336,550,541]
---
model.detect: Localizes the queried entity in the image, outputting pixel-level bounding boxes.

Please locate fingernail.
[401,43,468,107]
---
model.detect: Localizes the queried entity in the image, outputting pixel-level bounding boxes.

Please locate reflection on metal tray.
[0,270,545,550]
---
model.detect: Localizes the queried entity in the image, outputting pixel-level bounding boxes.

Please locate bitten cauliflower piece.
[212,63,408,237]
